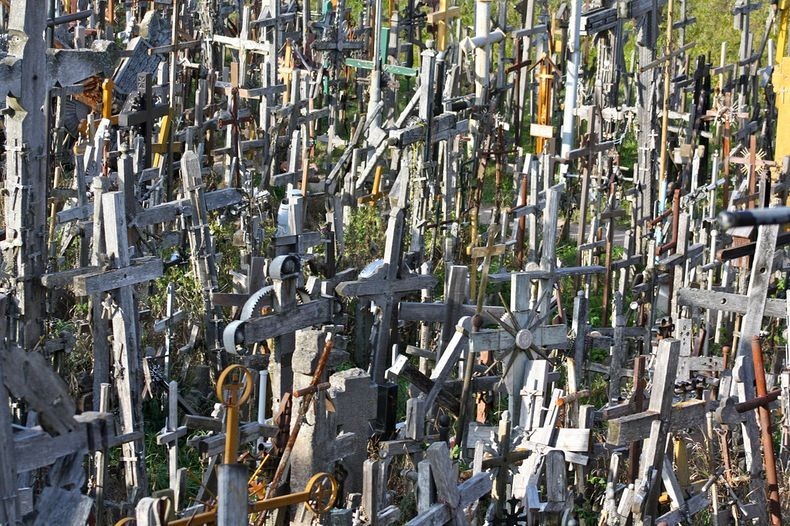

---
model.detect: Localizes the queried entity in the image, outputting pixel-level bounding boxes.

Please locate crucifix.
[153,283,186,380]
[460,0,506,109]
[212,4,272,88]
[118,72,170,170]
[426,0,460,52]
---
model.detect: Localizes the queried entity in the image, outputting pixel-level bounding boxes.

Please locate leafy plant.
[343,204,386,270]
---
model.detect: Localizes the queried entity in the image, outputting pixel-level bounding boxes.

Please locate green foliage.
[143,396,204,500]
[681,0,771,67]
[587,373,611,408]
[589,347,608,364]
[574,473,607,521]
[619,131,638,173]
[209,217,244,292]
[343,205,386,270]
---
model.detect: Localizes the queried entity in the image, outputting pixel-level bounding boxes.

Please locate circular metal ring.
[216,364,254,407]
[305,472,338,514]
[269,254,300,280]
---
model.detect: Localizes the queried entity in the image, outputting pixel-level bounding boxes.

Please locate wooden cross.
[153,282,186,379]
[405,441,492,526]
[102,190,160,500]
[3,0,50,350]
[472,410,515,518]
[467,231,506,307]
[608,339,680,524]
[676,223,778,520]
[155,381,188,511]
[336,167,437,386]
[212,5,272,87]
[118,72,170,169]
[0,341,122,524]
[460,0,507,106]
[216,86,255,188]
[467,272,566,430]
[426,0,460,51]
[180,151,223,352]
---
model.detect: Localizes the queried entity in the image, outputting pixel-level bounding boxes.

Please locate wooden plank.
[731,224,778,517]
[42,266,100,288]
[3,346,79,435]
[528,428,591,452]
[425,442,465,524]
[677,287,786,318]
[470,325,568,351]
[133,188,243,228]
[243,299,333,343]
[72,257,163,295]
[488,265,606,283]
[398,302,506,322]
[12,413,114,473]
[193,422,278,457]
[607,400,708,446]
[0,297,15,524]
[457,472,493,506]
[33,487,92,526]
[426,318,470,410]
[405,504,449,526]
[543,450,567,512]
[336,274,437,298]
[635,339,680,522]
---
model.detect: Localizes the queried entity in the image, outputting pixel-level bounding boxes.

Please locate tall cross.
[3,1,50,349]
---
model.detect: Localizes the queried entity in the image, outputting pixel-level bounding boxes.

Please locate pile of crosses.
[0,0,788,524]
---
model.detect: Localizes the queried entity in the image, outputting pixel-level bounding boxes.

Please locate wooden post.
[103,191,149,500]
[217,464,249,526]
[91,175,111,410]
[180,150,222,351]
[634,339,679,524]
[4,1,50,349]
[0,296,17,524]
[94,382,111,526]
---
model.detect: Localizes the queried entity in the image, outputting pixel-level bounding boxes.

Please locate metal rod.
[718,207,790,229]
[751,336,782,525]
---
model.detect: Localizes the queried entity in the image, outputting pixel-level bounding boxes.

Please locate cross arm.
[336,274,437,298]
[242,298,334,343]
[606,399,709,446]
[386,355,461,414]
[677,287,787,318]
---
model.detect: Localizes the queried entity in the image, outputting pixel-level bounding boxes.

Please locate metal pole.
[559,0,582,163]
[751,337,782,526]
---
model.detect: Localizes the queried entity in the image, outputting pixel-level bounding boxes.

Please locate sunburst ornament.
[729,143,770,178]
[711,94,744,126]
